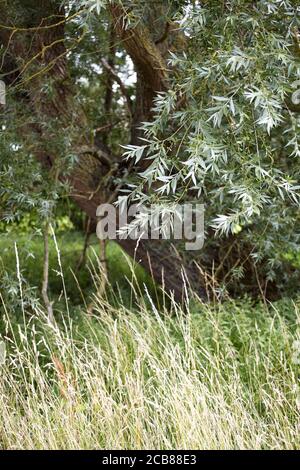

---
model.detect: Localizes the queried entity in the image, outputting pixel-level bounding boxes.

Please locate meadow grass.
[0,232,154,307]
[0,233,300,449]
[0,292,299,449]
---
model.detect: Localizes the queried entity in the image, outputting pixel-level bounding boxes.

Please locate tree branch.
[100,57,133,118]
[109,3,168,94]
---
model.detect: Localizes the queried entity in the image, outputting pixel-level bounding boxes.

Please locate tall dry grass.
[0,288,299,449]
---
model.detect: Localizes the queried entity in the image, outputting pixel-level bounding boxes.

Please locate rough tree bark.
[0,0,206,301]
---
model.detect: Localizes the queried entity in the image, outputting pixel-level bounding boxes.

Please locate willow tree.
[1,0,300,301]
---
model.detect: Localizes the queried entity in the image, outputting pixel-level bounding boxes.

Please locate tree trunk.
[0,0,206,301]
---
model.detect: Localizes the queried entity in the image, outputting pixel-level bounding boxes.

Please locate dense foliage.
[1,1,300,451]
[1,0,300,298]
[123,0,300,291]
